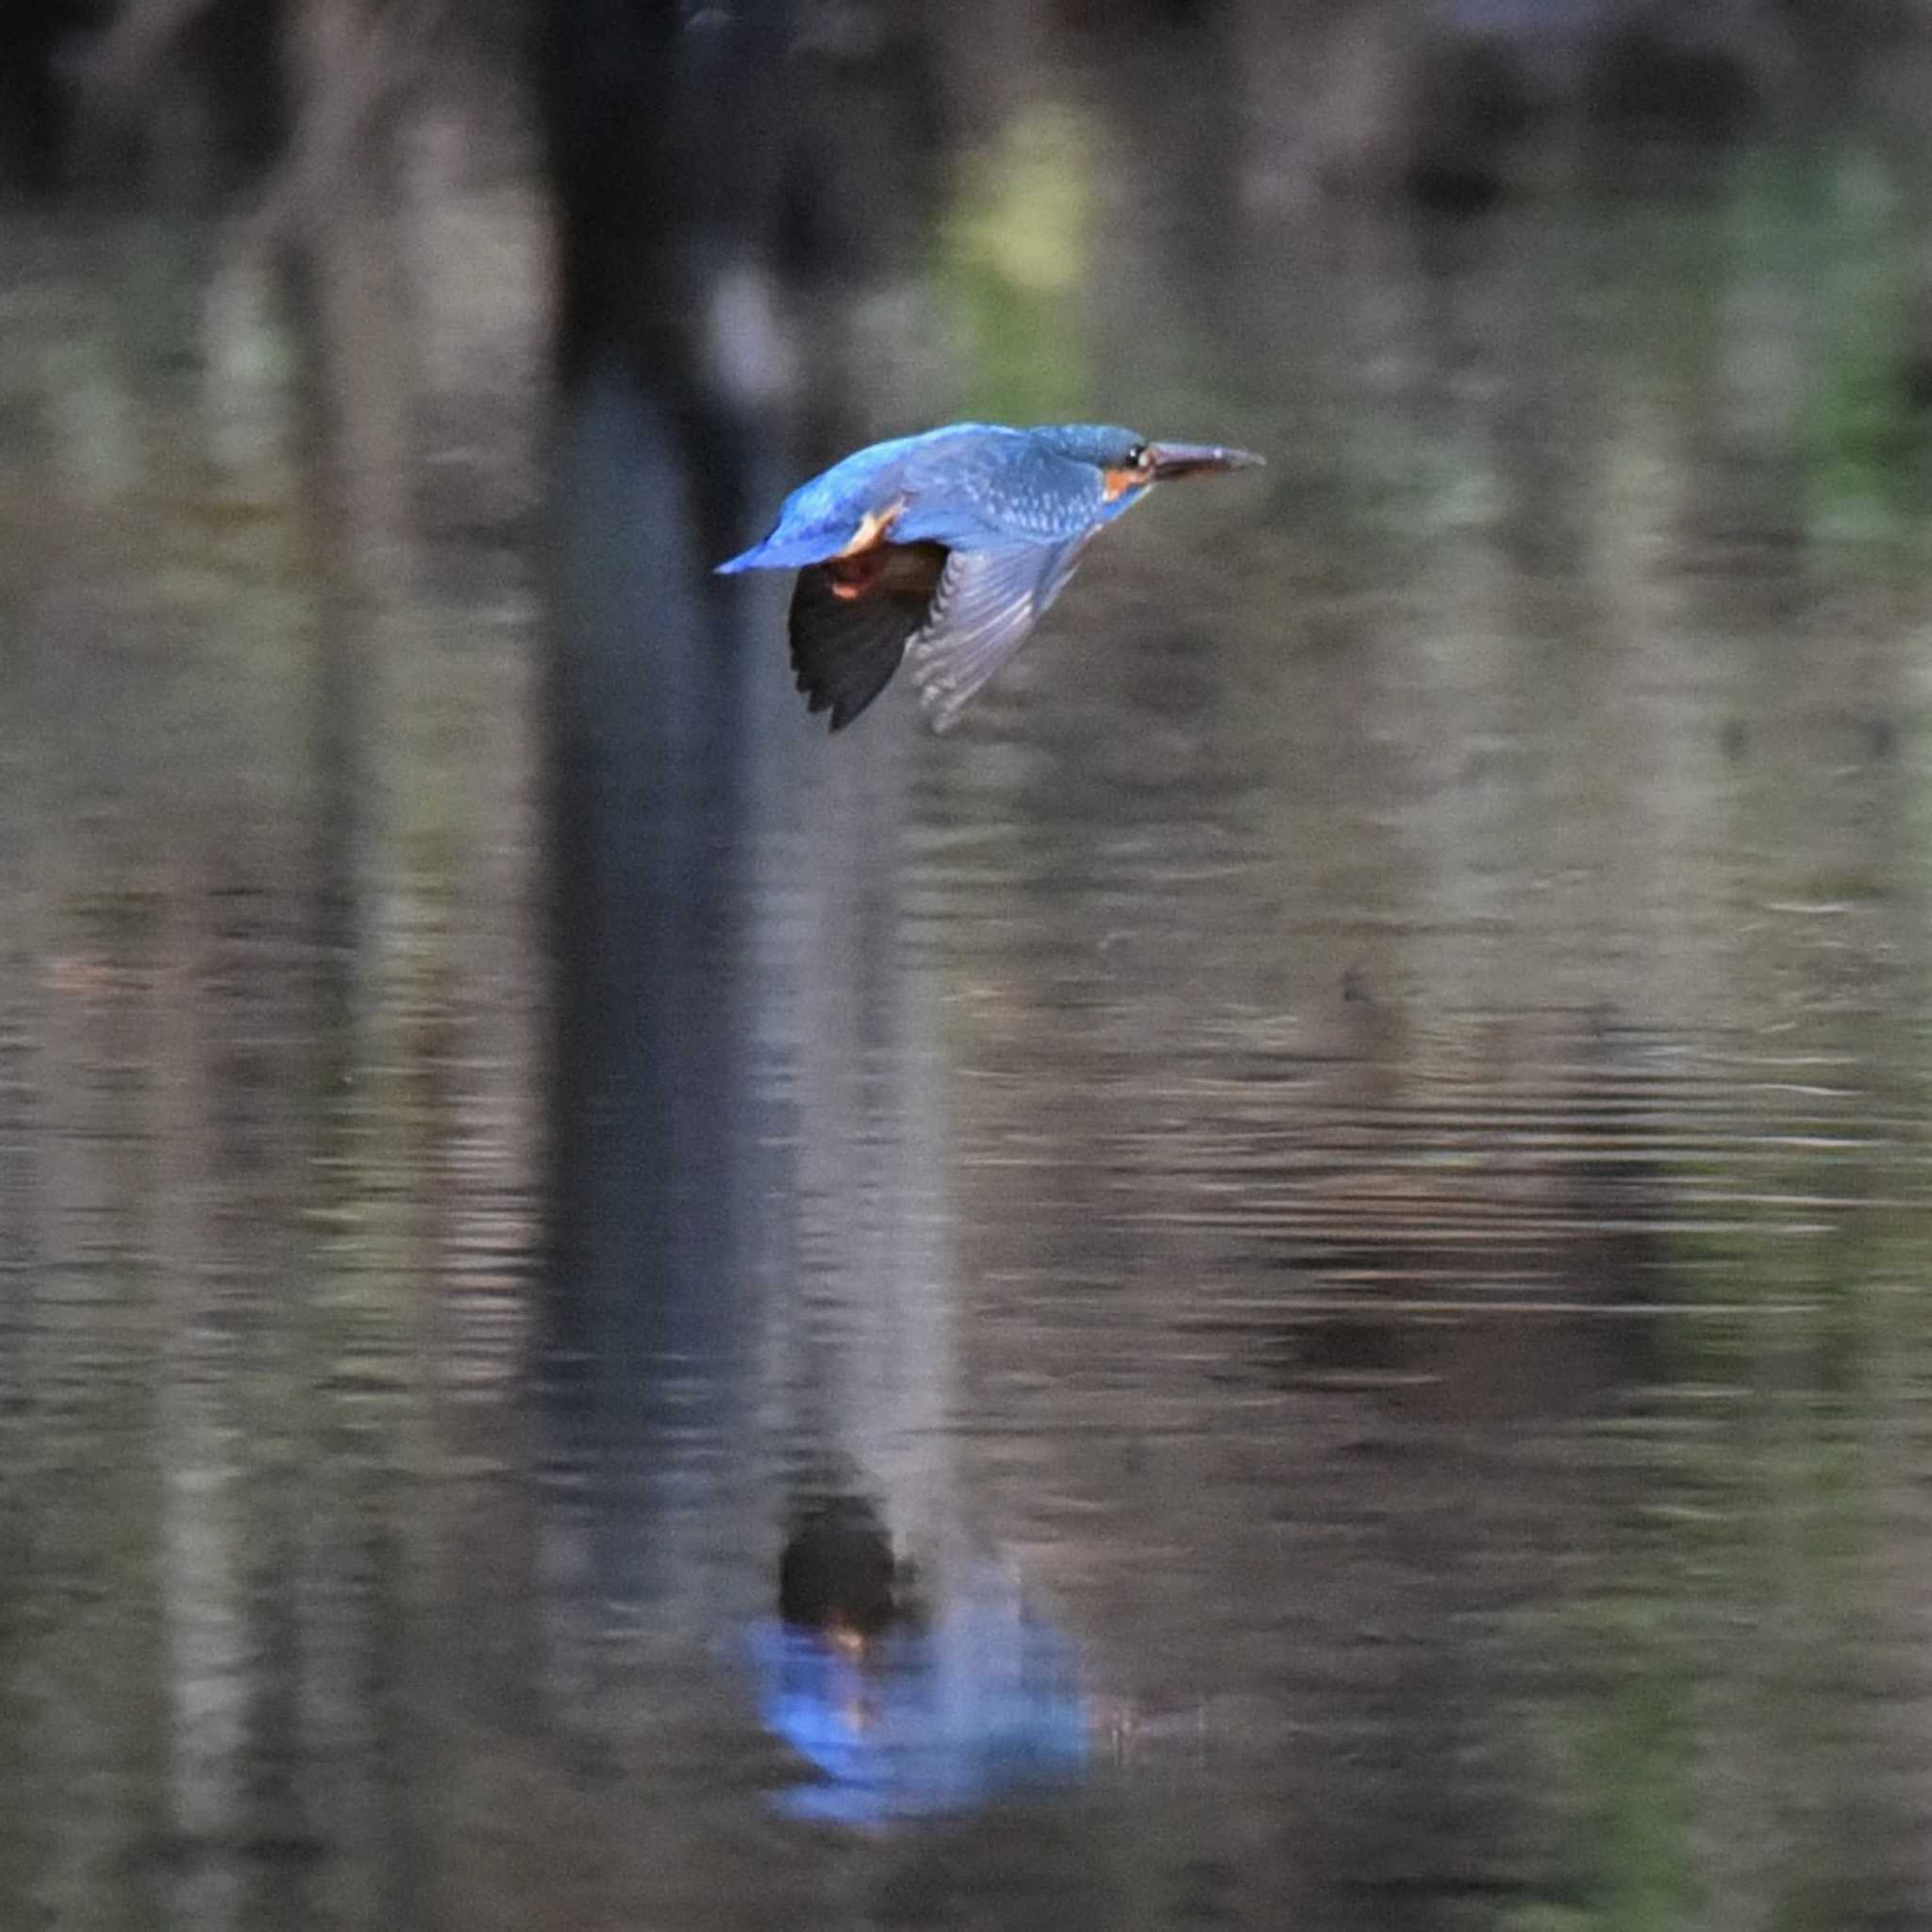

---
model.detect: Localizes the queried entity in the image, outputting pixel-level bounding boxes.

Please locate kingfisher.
[716,422,1264,732]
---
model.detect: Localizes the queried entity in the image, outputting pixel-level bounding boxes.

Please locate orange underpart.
[824,541,947,604]
[826,550,883,601]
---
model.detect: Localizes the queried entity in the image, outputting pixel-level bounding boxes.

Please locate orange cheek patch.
[1103,466,1141,501]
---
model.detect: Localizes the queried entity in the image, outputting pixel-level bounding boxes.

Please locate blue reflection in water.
[743,1574,1090,1826]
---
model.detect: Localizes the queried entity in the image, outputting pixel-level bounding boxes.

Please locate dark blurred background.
[8,1,1932,1926]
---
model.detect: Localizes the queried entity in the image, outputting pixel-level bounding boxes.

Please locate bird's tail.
[716,519,866,575]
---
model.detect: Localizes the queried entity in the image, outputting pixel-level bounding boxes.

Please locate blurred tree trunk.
[537,1,802,1614]
[282,0,417,575]
[534,0,960,1645]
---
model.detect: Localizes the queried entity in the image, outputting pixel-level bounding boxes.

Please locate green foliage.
[937,102,1097,423]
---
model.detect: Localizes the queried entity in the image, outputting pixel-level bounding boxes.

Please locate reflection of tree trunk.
[539,1,797,1658]
[0,672,37,1922]
[148,855,249,1926]
[231,3,436,1914]
[0,575,40,1480]
[776,732,962,1563]
[539,0,981,1713]
[0,618,45,1923]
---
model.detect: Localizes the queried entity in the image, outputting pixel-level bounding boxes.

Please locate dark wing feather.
[788,543,947,731]
[905,537,1093,733]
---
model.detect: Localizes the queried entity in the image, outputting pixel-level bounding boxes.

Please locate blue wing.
[906,536,1093,733]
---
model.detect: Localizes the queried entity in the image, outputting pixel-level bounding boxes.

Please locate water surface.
[7,86,1932,1932]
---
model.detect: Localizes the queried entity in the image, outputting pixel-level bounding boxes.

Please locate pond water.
[7,69,1932,1932]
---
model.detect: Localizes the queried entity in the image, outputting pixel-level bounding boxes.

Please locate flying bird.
[716,422,1264,732]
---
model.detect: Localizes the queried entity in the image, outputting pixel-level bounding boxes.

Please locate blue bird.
[717,422,1264,731]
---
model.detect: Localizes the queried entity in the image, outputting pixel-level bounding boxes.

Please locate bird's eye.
[1126,442,1151,469]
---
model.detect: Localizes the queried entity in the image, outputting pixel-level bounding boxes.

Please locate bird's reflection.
[744,1492,1088,1827]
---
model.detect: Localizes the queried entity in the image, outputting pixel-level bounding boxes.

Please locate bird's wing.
[788,542,948,730]
[906,538,1092,734]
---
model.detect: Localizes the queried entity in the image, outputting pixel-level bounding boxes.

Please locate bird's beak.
[1147,442,1266,482]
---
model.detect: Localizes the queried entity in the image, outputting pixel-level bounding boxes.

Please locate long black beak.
[1148,441,1266,482]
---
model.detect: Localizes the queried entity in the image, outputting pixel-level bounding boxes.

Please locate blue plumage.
[718,421,1263,730]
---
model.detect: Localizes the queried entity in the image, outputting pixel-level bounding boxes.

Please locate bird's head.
[1030,423,1265,519]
